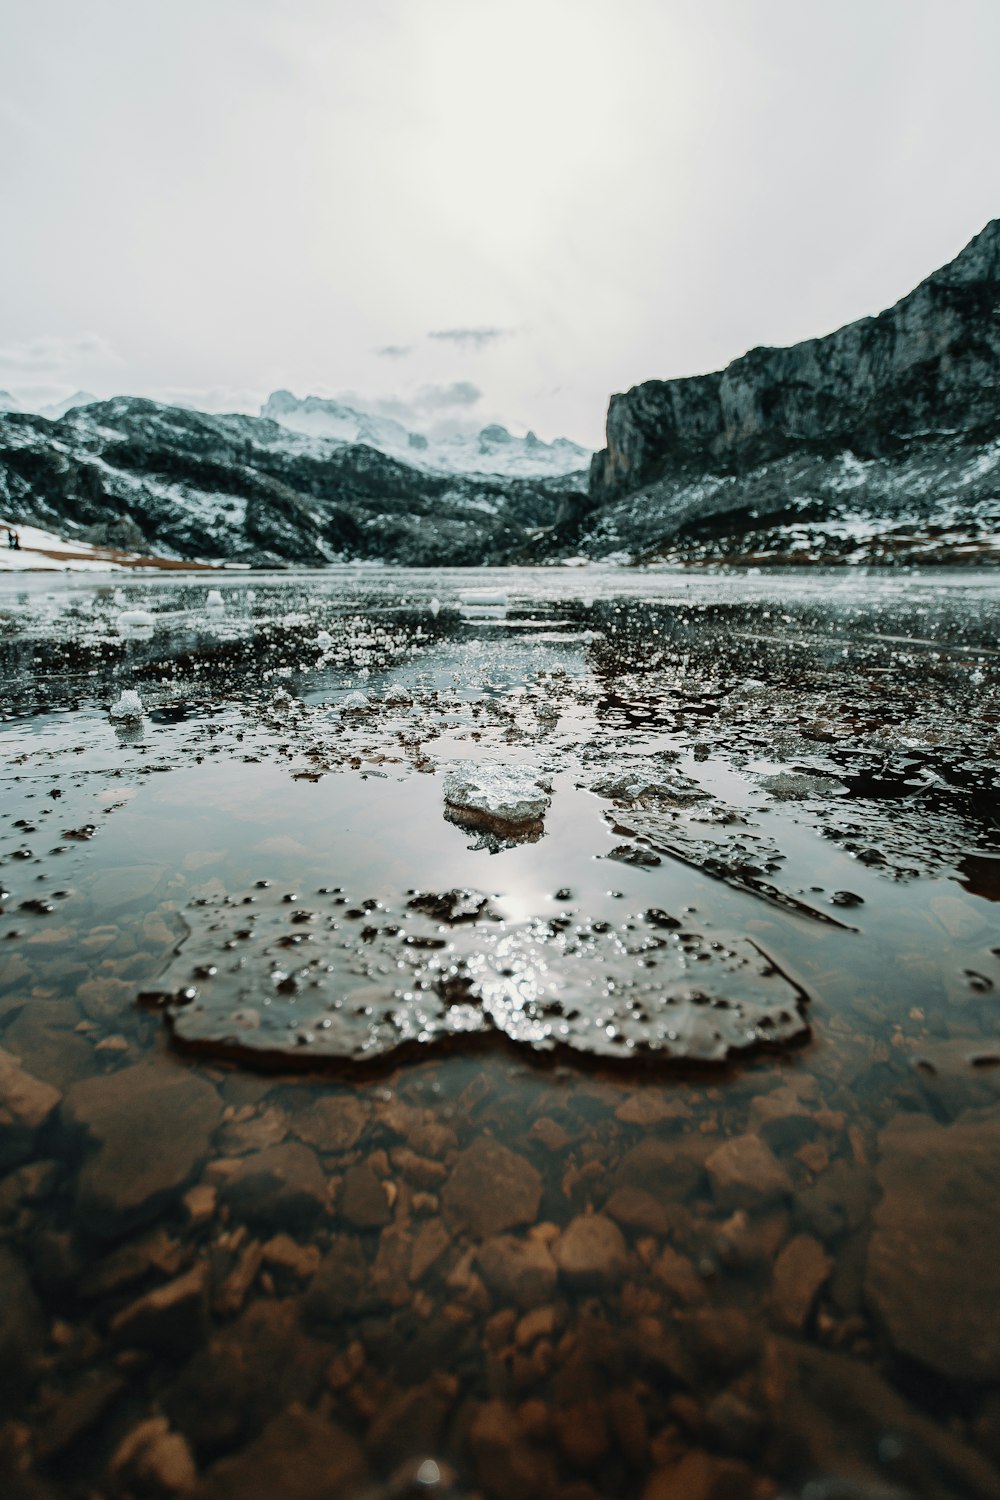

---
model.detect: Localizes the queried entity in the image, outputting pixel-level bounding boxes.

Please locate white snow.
[443,766,551,828]
[206,589,225,608]
[0,519,137,572]
[261,390,591,478]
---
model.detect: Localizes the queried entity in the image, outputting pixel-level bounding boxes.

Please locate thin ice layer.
[148,883,810,1066]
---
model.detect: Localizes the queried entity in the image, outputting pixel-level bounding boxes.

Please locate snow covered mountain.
[38,390,100,420]
[260,389,591,478]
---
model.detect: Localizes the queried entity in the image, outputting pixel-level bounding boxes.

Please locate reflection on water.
[0,565,998,1499]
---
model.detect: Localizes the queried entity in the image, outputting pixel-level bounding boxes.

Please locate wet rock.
[111,1262,210,1354]
[62,1063,221,1237]
[364,1373,458,1470]
[220,1142,327,1229]
[292,1095,368,1154]
[109,1416,197,1494]
[614,1138,712,1201]
[762,1335,1000,1500]
[705,1133,791,1209]
[641,1451,754,1499]
[865,1108,1000,1381]
[370,1224,412,1307]
[196,1404,367,1500]
[165,1300,328,1459]
[340,1160,392,1229]
[678,1309,760,1377]
[652,1245,706,1305]
[553,1214,628,1287]
[467,1398,555,1500]
[4,1001,95,1089]
[442,1138,542,1238]
[0,1047,61,1170]
[261,1234,321,1281]
[770,1233,831,1331]
[552,1399,609,1469]
[304,1236,371,1325]
[409,1217,451,1284]
[604,1185,672,1236]
[35,1370,125,1463]
[0,1245,43,1399]
[477,1234,559,1309]
[407,888,498,923]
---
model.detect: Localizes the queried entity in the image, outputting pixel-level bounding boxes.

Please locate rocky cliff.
[566,222,999,565]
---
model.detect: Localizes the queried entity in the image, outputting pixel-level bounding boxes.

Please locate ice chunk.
[459,589,508,607]
[316,629,333,647]
[109,689,144,721]
[340,690,370,712]
[206,589,225,608]
[443,766,550,832]
[429,598,441,616]
[384,684,414,705]
[115,609,155,630]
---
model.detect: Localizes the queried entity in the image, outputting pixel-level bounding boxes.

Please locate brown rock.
[305,1236,371,1324]
[292,1095,368,1154]
[62,1063,221,1237]
[364,1373,458,1469]
[705,1134,791,1209]
[865,1109,1000,1381]
[371,1224,412,1306]
[642,1451,754,1500]
[614,1137,712,1200]
[0,1047,61,1170]
[4,999,95,1088]
[0,1245,43,1399]
[340,1161,392,1228]
[214,1241,264,1318]
[552,1399,609,1469]
[442,1138,542,1239]
[553,1214,628,1287]
[221,1142,327,1228]
[468,1399,554,1500]
[409,1217,451,1284]
[111,1262,209,1354]
[652,1245,705,1304]
[604,1185,672,1236]
[261,1234,321,1281]
[771,1233,831,1331]
[197,1404,367,1500]
[109,1416,197,1494]
[478,1235,558,1309]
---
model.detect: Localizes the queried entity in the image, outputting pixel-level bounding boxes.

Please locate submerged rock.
[865,1108,1000,1382]
[442,1139,542,1238]
[61,1063,222,1237]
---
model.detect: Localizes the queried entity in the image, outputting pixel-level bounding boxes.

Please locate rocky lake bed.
[1,564,998,1500]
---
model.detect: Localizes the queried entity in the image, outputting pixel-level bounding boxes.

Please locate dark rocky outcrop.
[577,220,1000,563]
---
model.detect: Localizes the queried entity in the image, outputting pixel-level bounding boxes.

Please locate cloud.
[374,344,411,359]
[427,326,512,351]
[339,381,483,422]
[0,333,122,377]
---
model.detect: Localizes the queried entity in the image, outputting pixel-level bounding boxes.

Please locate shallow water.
[1,565,999,1499]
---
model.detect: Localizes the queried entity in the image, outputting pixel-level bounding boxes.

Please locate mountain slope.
[262,389,591,478]
[574,220,1000,563]
[0,398,587,567]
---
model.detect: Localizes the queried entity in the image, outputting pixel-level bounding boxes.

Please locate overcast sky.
[1,0,998,446]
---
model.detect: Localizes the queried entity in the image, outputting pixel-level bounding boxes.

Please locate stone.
[705,1134,791,1209]
[604,1185,672,1236]
[62,1063,221,1237]
[478,1235,558,1309]
[865,1109,1000,1381]
[0,1246,43,1400]
[553,1215,628,1287]
[4,1001,95,1089]
[652,1245,705,1304]
[197,1404,367,1500]
[340,1160,392,1228]
[304,1236,371,1325]
[0,1047,61,1170]
[109,1416,197,1494]
[221,1142,328,1228]
[111,1262,210,1354]
[363,1374,458,1470]
[409,1217,451,1284]
[292,1094,368,1153]
[552,1399,609,1469]
[614,1137,712,1201]
[641,1451,754,1500]
[770,1233,831,1331]
[442,1138,542,1239]
[467,1398,554,1500]
[261,1234,321,1281]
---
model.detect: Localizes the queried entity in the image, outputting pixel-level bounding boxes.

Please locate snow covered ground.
[0,519,181,572]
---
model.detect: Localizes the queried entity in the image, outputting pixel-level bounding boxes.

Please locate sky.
[1,0,999,447]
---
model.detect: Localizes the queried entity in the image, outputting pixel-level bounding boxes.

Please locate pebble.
[705,1134,792,1209]
[442,1138,543,1238]
[478,1234,559,1309]
[109,1416,197,1494]
[111,1262,210,1354]
[553,1214,628,1287]
[221,1142,328,1228]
